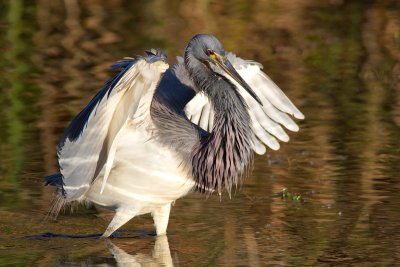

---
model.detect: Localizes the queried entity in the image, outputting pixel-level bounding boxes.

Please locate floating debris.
[278,188,304,203]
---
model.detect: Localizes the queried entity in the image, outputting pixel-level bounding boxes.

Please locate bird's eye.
[207,49,215,56]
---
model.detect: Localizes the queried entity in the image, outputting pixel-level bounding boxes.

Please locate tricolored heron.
[45,34,304,237]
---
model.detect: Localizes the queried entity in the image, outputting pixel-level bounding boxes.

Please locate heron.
[45,34,304,238]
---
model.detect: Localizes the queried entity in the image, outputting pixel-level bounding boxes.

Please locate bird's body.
[45,34,304,237]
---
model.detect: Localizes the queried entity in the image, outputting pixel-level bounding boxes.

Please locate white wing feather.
[58,57,168,200]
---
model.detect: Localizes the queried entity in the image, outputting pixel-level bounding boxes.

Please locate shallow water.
[1,0,400,266]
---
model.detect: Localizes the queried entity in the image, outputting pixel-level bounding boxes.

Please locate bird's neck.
[188,59,254,194]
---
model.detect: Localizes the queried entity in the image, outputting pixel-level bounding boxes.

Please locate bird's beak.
[211,53,262,105]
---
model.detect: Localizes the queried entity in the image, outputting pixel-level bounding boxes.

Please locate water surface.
[1,0,400,266]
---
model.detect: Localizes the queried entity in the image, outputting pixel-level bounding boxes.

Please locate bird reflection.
[106,235,174,267]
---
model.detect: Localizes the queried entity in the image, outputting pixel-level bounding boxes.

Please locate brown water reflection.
[1,0,400,266]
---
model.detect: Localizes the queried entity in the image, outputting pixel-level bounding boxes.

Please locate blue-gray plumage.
[45,34,304,237]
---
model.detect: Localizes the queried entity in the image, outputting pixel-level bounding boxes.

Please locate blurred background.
[0,0,400,266]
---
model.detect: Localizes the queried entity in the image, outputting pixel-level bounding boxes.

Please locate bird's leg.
[102,207,139,238]
[152,203,171,236]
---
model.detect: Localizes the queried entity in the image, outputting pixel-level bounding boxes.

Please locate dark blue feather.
[155,66,196,112]
[44,173,66,197]
[144,49,167,63]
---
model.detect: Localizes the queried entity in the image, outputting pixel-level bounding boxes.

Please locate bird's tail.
[44,173,66,219]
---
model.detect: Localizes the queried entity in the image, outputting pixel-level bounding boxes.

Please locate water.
[1,0,400,266]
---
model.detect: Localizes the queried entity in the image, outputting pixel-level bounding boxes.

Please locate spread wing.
[184,53,304,155]
[54,50,168,201]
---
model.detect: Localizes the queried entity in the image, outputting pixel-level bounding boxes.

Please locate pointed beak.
[211,53,262,105]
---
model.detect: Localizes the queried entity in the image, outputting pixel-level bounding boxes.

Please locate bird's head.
[185,34,262,105]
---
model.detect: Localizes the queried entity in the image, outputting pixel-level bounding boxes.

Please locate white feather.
[184,92,209,116]
[199,102,212,131]
[249,112,280,151]
[252,136,266,155]
[100,62,168,194]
